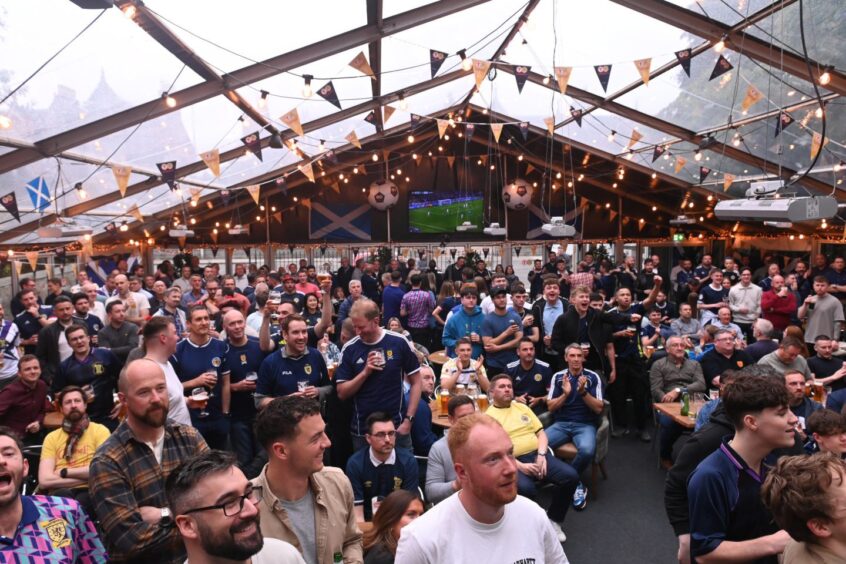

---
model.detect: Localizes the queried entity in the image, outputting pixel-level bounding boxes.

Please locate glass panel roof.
[0,1,202,143]
[662,0,777,26]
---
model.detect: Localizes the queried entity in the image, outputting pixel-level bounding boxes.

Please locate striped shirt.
[400,290,435,329]
[89,422,208,564]
[569,271,595,291]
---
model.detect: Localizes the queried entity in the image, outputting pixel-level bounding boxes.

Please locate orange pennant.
[609,209,618,222]
[741,85,763,112]
[447,156,455,169]
[280,108,304,136]
[349,51,376,79]
[634,58,652,85]
[723,173,735,191]
[300,162,315,183]
[627,129,643,149]
[472,59,491,89]
[811,131,829,159]
[491,123,503,143]
[199,149,220,177]
[525,164,535,175]
[674,156,687,174]
[554,67,572,95]
[345,130,361,149]
[382,105,396,123]
[128,204,144,223]
[246,185,261,205]
[437,119,449,139]
[544,117,555,135]
[112,165,131,198]
[25,251,38,272]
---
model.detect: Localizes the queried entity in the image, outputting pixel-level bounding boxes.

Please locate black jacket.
[550,307,616,376]
[531,297,569,351]
[36,321,71,385]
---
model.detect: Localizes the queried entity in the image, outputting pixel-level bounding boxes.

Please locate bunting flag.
[634,58,652,85]
[382,105,396,123]
[381,149,390,163]
[543,117,555,135]
[13,260,22,277]
[301,198,312,209]
[554,66,572,95]
[300,162,315,183]
[25,251,39,272]
[609,209,618,222]
[525,164,535,175]
[723,173,735,191]
[128,204,144,222]
[652,145,666,162]
[210,230,218,244]
[409,114,423,133]
[519,122,529,141]
[329,182,341,194]
[810,132,829,159]
[627,129,643,149]
[490,123,503,143]
[177,236,186,249]
[709,55,733,81]
[447,156,455,169]
[272,211,283,223]
[349,51,376,79]
[200,149,221,177]
[363,110,377,129]
[105,222,117,235]
[675,48,692,77]
[280,108,305,136]
[437,119,449,139]
[570,107,583,127]
[345,130,361,148]
[276,177,288,196]
[245,185,261,205]
[638,219,646,232]
[220,189,232,206]
[241,132,263,161]
[156,161,177,190]
[112,165,131,198]
[594,64,612,92]
[210,245,219,256]
[430,49,448,78]
[674,156,687,173]
[1,192,20,222]
[465,123,475,142]
[513,65,530,93]
[774,111,794,137]
[472,59,491,89]
[190,187,202,206]
[479,155,487,166]
[324,150,338,165]
[316,81,342,109]
[741,85,763,112]
[699,166,711,183]
[514,246,521,256]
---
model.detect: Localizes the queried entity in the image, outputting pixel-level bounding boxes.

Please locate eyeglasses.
[183,486,262,517]
[368,431,396,440]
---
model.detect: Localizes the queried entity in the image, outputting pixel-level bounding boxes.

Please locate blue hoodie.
[442,305,484,358]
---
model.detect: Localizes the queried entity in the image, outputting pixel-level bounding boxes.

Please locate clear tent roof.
[0,0,843,244]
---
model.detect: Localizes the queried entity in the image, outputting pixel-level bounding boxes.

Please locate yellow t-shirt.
[486,402,542,457]
[42,422,111,473]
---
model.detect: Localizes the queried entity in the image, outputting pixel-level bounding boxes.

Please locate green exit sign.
[673,233,685,242]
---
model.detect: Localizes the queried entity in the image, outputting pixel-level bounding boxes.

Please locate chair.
[547,401,611,500]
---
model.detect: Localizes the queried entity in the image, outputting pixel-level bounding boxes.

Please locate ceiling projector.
[169,226,195,238]
[37,221,94,239]
[541,217,576,237]
[483,223,507,236]
[228,225,249,235]
[456,221,478,232]
[669,215,697,225]
[714,179,839,222]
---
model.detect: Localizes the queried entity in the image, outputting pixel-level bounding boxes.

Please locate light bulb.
[318,139,326,152]
[302,74,313,98]
[607,131,616,143]
[189,218,196,225]
[819,69,831,86]
[0,115,11,129]
[694,151,702,161]
[542,75,551,85]
[159,225,165,231]
[119,222,129,232]
[122,4,136,18]
[713,38,726,52]
[518,154,523,161]
[815,106,824,119]
[732,135,741,147]
[147,238,155,245]
[407,134,415,143]
[163,93,176,108]
[372,153,379,162]
[459,49,472,71]
[398,94,408,111]
[6,250,13,258]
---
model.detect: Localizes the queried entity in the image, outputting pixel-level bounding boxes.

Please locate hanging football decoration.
[368,180,399,211]
[502,179,533,210]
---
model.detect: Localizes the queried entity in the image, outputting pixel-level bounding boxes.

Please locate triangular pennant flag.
[25,251,38,272]
[674,156,687,173]
[128,204,144,223]
[364,110,378,128]
[200,149,221,177]
[210,230,218,244]
[652,145,666,162]
[609,209,618,222]
[490,123,503,143]
[324,150,338,165]
[450,249,456,258]
[382,105,396,123]
[241,132,263,161]
[472,59,491,89]
[634,58,652,85]
[177,236,187,249]
[774,111,794,137]
[329,182,340,194]
[699,166,711,183]
[675,48,692,77]
[280,108,305,136]
[190,187,201,206]
[514,246,521,256]
[14,260,22,277]
[316,81,342,109]
[156,161,177,190]
[1,192,20,222]
[447,156,455,169]
[479,155,487,166]
[525,164,535,175]
[569,107,583,127]
[594,64,612,92]
[465,123,475,142]
[437,119,449,139]
[345,130,361,149]
[638,219,646,232]
[741,85,763,112]
[709,55,733,81]
[554,66,572,95]
[513,65,530,93]
[723,173,735,191]
[381,149,390,163]
[519,122,529,141]
[300,162,315,183]
[220,189,231,206]
[627,129,644,149]
[112,165,131,198]
[301,198,312,209]
[349,51,376,79]
[811,131,829,159]
[543,117,555,135]
[409,113,422,132]
[246,185,261,205]
[210,245,219,257]
[430,49,448,78]
[272,211,283,223]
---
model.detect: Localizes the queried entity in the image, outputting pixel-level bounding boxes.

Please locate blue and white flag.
[309,202,371,241]
[26,177,51,212]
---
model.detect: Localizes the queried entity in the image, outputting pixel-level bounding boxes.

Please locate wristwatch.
[60,468,68,479]
[403,414,415,424]
[160,507,173,528]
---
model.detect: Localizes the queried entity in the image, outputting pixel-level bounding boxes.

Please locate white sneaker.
[548,519,567,543]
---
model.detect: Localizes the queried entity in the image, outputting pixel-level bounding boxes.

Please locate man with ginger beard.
[90,359,208,564]
[395,413,569,563]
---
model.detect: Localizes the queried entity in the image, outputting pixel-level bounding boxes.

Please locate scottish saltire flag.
[309,202,371,241]
[526,203,581,239]
[26,176,51,211]
[85,253,140,287]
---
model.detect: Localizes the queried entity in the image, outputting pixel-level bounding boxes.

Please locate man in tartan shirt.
[401,274,435,351]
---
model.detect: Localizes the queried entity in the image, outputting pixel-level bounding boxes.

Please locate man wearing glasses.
[699,329,754,392]
[166,450,305,564]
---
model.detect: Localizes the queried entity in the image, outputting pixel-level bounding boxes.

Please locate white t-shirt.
[395,493,568,564]
[106,292,150,320]
[156,359,191,427]
[186,538,305,564]
[0,321,21,382]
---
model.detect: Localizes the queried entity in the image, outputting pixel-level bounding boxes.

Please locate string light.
[542,75,551,85]
[119,221,129,232]
[407,134,415,143]
[458,50,472,72]
[371,153,379,162]
[258,90,268,109]
[0,115,11,129]
[819,67,832,86]
[74,182,86,200]
[162,92,176,108]
[732,134,742,147]
[6,250,13,258]
[159,225,166,231]
[651,172,657,179]
[815,106,824,119]
[713,36,726,52]
[122,4,137,18]
[694,150,702,161]
[189,218,196,225]
[302,74,313,98]
[607,130,616,143]
[518,154,523,161]
[318,139,326,152]
[398,93,408,111]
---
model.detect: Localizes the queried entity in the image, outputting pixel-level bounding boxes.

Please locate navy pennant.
[465,123,475,142]
[519,122,529,141]
[570,107,583,127]
[156,161,177,190]
[699,166,711,183]
[652,145,666,163]
[220,189,231,206]
[774,111,794,137]
[325,150,338,165]
[594,64,612,92]
[316,81,342,109]
[709,55,733,81]
[409,113,422,132]
[430,49,448,78]
[514,65,531,93]
[364,110,377,128]
[241,132,263,162]
[675,48,692,77]
[276,177,288,196]
[0,192,20,222]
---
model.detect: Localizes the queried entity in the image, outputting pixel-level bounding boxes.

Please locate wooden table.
[653,401,697,430]
[428,350,450,366]
[430,399,451,428]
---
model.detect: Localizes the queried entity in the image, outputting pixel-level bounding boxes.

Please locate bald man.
[105,274,150,327]
[89,359,208,564]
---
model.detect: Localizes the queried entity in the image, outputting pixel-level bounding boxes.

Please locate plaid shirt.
[89,422,208,564]
[400,289,435,329]
[569,271,595,292]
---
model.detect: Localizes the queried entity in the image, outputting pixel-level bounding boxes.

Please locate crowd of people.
[0,248,843,563]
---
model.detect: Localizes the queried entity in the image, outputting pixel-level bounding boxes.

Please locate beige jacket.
[252,465,363,564]
[783,539,845,564]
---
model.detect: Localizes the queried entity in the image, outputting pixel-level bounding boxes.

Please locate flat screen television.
[408,191,484,233]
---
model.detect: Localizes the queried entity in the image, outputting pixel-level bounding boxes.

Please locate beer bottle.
[333,552,343,563]
[680,387,690,417]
